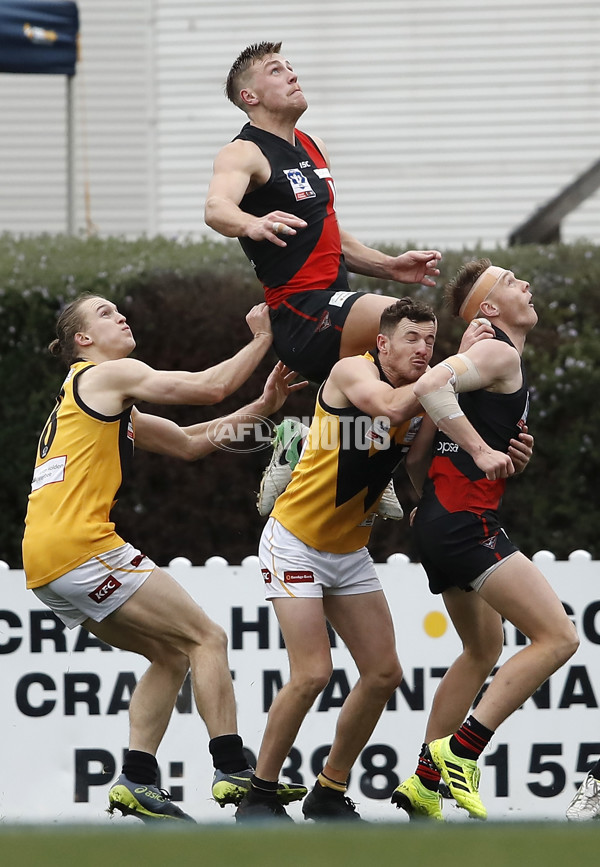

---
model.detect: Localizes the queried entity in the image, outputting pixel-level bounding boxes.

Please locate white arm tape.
[440,354,483,392]
[418,381,464,427]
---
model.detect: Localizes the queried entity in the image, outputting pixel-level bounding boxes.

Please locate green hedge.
[2,233,599,567]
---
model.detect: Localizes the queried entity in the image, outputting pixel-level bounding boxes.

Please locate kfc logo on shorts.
[261,568,272,584]
[284,570,315,584]
[88,575,122,603]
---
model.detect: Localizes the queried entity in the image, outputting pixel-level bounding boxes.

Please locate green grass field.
[1,822,599,867]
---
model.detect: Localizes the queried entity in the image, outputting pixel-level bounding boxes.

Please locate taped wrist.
[418,380,464,426]
[440,354,482,392]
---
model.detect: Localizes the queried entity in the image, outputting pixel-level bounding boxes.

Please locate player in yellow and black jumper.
[233,294,534,823]
[22,292,307,823]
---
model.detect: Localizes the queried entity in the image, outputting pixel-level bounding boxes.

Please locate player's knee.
[170,651,191,681]
[534,618,579,669]
[481,635,504,670]
[554,620,579,666]
[391,661,403,690]
[368,660,403,698]
[149,643,190,680]
[199,620,229,656]
[291,666,332,701]
[466,624,504,673]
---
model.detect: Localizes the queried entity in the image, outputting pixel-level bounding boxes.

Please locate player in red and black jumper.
[391,258,578,821]
[205,41,442,385]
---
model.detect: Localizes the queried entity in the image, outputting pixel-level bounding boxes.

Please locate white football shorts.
[32,542,155,628]
[259,517,382,600]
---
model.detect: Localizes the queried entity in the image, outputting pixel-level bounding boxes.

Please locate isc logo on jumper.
[89,575,122,603]
[283,168,316,200]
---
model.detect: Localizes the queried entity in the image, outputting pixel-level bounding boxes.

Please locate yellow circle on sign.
[424,611,447,638]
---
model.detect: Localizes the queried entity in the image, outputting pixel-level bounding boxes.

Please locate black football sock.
[245,775,279,803]
[209,734,248,773]
[450,715,494,760]
[416,742,441,791]
[122,750,158,785]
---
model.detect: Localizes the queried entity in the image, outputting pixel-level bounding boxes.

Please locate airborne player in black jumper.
[206,41,444,519]
[205,40,442,385]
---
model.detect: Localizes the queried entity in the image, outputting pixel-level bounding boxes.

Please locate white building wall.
[1,0,598,248]
[0,0,153,236]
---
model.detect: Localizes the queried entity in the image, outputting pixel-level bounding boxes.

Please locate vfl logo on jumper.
[284,168,316,200]
[480,533,499,551]
[261,568,272,584]
[284,570,315,584]
[316,310,332,332]
[89,575,122,603]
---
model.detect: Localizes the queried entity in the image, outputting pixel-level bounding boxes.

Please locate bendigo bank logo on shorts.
[88,575,122,604]
[284,570,315,584]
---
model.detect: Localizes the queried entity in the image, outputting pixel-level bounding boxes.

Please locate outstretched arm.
[134,363,307,460]
[313,135,441,288]
[339,229,441,287]
[80,303,277,416]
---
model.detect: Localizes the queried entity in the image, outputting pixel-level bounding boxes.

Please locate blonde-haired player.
[22,293,306,822]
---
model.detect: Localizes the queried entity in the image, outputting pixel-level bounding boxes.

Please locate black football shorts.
[413,509,519,594]
[270,289,364,383]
